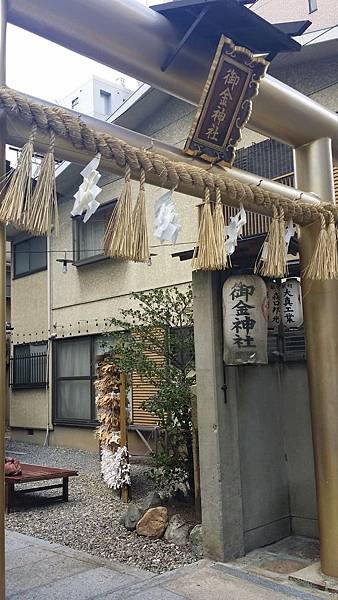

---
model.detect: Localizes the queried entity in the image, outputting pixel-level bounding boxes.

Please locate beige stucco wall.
[10,268,49,429]
[254,0,338,32]
[51,180,195,335]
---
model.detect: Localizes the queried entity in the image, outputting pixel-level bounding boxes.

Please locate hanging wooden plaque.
[185,36,268,166]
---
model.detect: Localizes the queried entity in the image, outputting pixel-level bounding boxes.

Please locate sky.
[5,0,169,103]
[6,24,140,104]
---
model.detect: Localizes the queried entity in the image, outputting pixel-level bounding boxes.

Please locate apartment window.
[10,342,48,389]
[100,89,111,115]
[73,201,115,264]
[13,236,47,278]
[71,97,79,109]
[308,0,317,12]
[54,337,97,425]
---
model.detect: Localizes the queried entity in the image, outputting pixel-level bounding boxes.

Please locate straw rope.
[0,86,336,228]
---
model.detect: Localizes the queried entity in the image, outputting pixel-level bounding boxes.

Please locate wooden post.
[0,2,6,598]
[295,138,338,577]
[119,372,129,503]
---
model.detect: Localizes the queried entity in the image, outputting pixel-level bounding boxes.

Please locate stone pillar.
[193,270,244,561]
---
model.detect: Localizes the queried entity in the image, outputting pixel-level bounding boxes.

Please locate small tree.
[106,285,195,495]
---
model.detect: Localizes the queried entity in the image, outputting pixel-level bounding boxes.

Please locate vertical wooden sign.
[185,36,268,166]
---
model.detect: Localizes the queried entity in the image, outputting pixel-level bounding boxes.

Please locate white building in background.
[61,75,134,120]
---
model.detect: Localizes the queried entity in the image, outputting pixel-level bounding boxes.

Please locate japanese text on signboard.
[185,36,268,165]
[223,275,268,365]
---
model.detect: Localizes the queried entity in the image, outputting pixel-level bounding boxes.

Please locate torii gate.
[1,1,338,596]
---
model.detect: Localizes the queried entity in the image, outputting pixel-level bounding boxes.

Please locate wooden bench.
[5,463,78,513]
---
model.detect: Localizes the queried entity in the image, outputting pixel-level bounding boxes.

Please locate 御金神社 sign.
[223,275,268,365]
[185,36,268,166]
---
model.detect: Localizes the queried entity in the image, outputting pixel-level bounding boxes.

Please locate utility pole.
[295,138,338,577]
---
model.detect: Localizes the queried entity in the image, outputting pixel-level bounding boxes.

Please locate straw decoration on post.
[302,213,338,280]
[192,187,218,271]
[133,168,150,263]
[26,129,59,236]
[326,213,338,279]
[0,123,37,229]
[256,207,287,278]
[213,186,229,270]
[104,165,135,260]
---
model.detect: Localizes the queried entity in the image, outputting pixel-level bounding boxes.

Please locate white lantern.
[223,275,268,365]
[281,278,303,329]
[267,281,281,331]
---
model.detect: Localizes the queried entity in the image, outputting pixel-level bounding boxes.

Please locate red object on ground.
[4,457,22,476]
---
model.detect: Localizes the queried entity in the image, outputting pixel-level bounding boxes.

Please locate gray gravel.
[5,441,197,574]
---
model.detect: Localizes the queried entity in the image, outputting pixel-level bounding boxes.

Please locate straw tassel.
[0,123,37,229]
[256,207,287,278]
[132,168,150,263]
[213,187,229,270]
[104,165,134,260]
[26,129,59,236]
[303,213,336,280]
[326,213,338,279]
[192,188,218,271]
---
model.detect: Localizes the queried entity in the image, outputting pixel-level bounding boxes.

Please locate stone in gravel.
[123,503,144,531]
[136,507,168,539]
[164,514,190,547]
[140,491,162,513]
[189,524,203,557]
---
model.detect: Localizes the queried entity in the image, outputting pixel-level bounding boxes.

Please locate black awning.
[152,0,305,56]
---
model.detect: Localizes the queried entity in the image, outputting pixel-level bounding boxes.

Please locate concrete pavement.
[5,530,336,599]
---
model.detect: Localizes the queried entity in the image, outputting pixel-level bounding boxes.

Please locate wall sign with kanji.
[185,36,268,166]
[281,278,303,329]
[267,281,281,332]
[223,275,268,365]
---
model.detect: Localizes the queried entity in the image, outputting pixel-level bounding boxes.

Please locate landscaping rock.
[189,524,203,557]
[164,514,190,547]
[136,507,168,539]
[140,491,162,512]
[123,503,144,531]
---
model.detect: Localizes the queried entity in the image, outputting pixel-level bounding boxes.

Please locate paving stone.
[6,553,92,597]
[289,561,338,593]
[5,545,59,571]
[258,558,309,575]
[5,531,34,551]
[103,587,185,600]
[9,567,140,600]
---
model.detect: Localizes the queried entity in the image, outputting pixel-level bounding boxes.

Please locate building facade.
[61,75,134,120]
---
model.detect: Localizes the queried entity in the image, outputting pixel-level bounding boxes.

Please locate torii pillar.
[295,137,338,577]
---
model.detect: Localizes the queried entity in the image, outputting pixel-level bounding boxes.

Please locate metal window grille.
[10,352,48,389]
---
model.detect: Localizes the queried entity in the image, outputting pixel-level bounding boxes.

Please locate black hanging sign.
[185,36,268,166]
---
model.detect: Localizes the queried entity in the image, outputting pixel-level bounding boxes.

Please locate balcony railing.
[10,353,48,389]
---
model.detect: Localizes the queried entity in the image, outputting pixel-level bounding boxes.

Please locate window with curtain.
[73,201,115,264]
[13,236,47,278]
[54,336,106,425]
[11,342,48,388]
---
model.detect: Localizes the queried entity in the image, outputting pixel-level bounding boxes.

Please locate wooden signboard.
[185,36,268,166]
